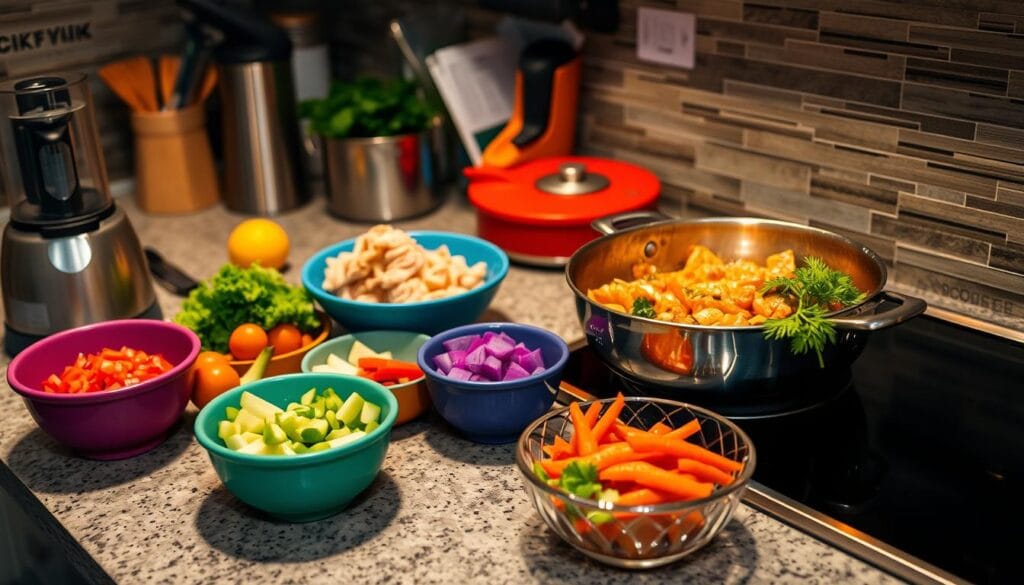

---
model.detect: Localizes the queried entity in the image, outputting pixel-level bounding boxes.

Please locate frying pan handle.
[591,210,670,235]
[831,291,927,331]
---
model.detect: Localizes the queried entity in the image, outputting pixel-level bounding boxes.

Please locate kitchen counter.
[0,196,902,584]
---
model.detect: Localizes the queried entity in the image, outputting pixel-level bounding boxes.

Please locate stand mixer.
[0,73,160,356]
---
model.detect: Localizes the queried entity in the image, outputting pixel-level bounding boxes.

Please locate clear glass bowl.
[515,397,756,569]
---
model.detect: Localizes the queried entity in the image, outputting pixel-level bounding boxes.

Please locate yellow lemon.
[227,219,290,269]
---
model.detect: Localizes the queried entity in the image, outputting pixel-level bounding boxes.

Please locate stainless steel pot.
[322,119,444,222]
[565,212,926,401]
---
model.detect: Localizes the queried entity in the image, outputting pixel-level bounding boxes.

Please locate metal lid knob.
[535,162,610,196]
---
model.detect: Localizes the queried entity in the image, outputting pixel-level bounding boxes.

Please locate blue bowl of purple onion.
[416,322,569,444]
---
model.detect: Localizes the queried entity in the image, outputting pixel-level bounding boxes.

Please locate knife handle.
[144,248,199,296]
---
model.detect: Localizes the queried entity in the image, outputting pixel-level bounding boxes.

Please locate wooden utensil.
[98,57,159,112]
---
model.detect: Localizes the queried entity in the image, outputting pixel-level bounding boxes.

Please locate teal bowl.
[194,373,398,522]
[301,331,431,425]
[301,231,509,335]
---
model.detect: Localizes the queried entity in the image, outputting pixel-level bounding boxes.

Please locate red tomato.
[267,323,303,356]
[229,324,268,360]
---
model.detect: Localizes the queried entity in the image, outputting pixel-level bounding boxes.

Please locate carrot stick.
[625,432,743,474]
[540,442,657,478]
[569,402,598,457]
[542,435,574,460]
[614,488,669,507]
[677,458,735,486]
[649,422,673,435]
[591,392,625,445]
[600,462,714,500]
[604,431,622,443]
[570,402,602,455]
[665,419,701,441]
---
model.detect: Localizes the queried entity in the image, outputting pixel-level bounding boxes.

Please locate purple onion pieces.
[502,362,531,381]
[447,367,473,381]
[433,352,454,374]
[480,355,504,381]
[442,335,478,353]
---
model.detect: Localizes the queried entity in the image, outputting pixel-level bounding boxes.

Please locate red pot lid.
[465,156,661,227]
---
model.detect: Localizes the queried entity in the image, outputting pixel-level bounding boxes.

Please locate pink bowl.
[6,320,200,460]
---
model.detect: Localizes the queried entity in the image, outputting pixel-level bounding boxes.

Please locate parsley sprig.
[534,461,619,525]
[760,257,865,367]
[631,297,656,318]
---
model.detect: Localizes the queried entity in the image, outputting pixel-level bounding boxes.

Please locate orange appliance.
[482,38,580,168]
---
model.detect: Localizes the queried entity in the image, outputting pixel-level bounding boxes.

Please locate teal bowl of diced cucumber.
[194,372,398,522]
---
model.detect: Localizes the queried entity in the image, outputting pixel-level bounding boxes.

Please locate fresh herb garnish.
[534,461,617,524]
[631,297,656,318]
[760,257,865,367]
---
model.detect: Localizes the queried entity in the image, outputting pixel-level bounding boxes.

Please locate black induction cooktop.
[560,315,1024,585]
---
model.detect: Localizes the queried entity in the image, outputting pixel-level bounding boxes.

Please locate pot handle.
[591,210,671,235]
[830,291,927,331]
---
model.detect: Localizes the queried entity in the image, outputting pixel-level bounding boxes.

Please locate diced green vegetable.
[299,418,328,443]
[308,441,331,453]
[218,420,240,441]
[217,386,384,456]
[360,401,382,426]
[235,409,265,434]
[263,423,288,445]
[325,427,351,441]
[337,392,364,426]
[240,391,283,421]
[327,430,366,448]
[325,410,340,430]
[300,388,316,406]
[224,435,249,451]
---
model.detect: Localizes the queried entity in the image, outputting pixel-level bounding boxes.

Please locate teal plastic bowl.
[194,373,398,522]
[301,231,509,335]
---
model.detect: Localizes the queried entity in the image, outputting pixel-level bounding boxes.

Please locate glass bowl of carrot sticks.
[515,394,755,569]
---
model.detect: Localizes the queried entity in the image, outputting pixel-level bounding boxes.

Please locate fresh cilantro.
[761,257,866,367]
[631,297,657,318]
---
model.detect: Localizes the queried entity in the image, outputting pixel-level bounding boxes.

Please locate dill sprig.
[761,257,866,367]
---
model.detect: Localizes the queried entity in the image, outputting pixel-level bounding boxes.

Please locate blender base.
[3,302,164,357]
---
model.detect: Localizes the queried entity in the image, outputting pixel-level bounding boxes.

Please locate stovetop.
[561,315,1024,585]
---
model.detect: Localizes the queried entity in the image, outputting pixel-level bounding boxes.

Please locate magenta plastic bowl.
[6,320,201,460]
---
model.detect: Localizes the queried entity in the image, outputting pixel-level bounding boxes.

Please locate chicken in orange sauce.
[587,245,797,326]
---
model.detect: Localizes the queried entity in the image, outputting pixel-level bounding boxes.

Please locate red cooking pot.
[465,156,660,266]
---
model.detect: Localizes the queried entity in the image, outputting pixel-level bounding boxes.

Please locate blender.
[0,73,160,356]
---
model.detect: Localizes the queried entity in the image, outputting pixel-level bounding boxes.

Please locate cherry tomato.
[301,333,314,347]
[229,323,268,360]
[196,351,230,369]
[191,362,241,409]
[267,323,303,356]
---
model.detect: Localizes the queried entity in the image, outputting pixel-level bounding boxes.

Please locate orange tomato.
[196,351,230,369]
[267,323,303,356]
[191,362,241,409]
[300,333,314,347]
[229,323,268,360]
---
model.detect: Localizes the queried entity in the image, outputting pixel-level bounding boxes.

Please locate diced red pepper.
[41,346,174,394]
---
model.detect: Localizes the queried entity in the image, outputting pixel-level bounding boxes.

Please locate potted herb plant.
[300,78,441,222]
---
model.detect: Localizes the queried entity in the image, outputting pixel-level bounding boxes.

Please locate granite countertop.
[0,196,901,584]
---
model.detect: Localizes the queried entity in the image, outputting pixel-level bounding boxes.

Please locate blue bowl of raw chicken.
[301,231,509,335]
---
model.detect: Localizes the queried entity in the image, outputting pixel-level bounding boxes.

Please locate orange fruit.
[227,219,290,269]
